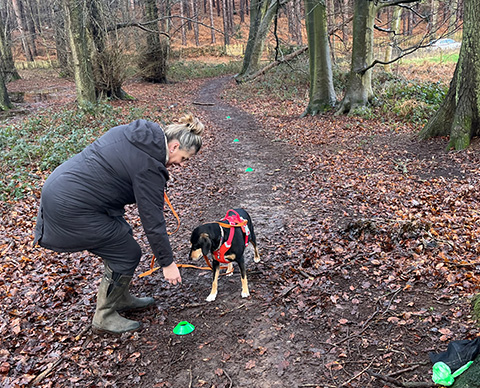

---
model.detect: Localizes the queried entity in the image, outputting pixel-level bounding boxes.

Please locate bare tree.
[236,0,289,80]
[139,0,170,83]
[11,0,34,61]
[63,0,96,106]
[0,64,12,111]
[302,0,336,116]
[208,0,216,43]
[0,8,20,81]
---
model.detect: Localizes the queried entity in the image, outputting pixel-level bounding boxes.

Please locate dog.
[189,208,260,302]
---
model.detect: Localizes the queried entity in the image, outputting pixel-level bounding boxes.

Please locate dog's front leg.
[238,260,250,298]
[206,261,220,302]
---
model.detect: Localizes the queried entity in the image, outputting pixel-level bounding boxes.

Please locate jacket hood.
[123,119,167,163]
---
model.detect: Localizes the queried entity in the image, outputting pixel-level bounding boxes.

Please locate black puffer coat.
[34,119,174,267]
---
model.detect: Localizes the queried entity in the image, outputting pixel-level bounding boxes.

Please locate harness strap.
[212,209,250,263]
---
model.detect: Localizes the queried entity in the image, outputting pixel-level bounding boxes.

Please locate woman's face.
[167,141,196,167]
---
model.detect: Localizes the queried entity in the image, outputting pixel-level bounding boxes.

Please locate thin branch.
[367,371,435,388]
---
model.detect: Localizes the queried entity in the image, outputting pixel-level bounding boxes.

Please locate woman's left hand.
[163,262,182,285]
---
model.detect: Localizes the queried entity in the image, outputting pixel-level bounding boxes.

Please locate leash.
[139,206,246,278]
[139,192,180,278]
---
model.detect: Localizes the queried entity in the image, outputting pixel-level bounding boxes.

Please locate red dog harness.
[213,210,250,263]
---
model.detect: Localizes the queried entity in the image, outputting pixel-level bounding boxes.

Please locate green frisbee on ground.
[173,321,195,335]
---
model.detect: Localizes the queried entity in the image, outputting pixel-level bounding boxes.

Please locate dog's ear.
[200,233,212,256]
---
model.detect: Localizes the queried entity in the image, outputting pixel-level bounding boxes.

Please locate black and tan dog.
[189,208,260,302]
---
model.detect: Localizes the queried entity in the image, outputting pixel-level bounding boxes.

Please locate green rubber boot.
[92,269,140,334]
[102,262,155,312]
[115,274,155,312]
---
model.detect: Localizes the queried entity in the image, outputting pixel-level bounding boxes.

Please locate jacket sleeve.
[132,163,173,268]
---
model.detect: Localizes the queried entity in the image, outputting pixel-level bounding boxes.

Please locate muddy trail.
[119,76,325,388]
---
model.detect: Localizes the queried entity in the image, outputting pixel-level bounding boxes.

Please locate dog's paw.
[241,290,250,298]
[225,263,234,276]
[206,293,217,302]
[254,255,261,263]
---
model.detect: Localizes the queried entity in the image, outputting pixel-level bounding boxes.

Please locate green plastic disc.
[173,321,195,335]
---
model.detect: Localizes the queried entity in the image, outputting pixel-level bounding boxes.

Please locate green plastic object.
[245,167,254,172]
[233,138,239,142]
[432,361,474,386]
[173,321,195,335]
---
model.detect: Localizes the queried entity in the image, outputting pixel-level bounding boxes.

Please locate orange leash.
[139,192,180,278]
[139,200,240,278]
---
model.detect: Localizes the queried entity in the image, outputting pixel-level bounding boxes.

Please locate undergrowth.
[0,102,147,201]
[168,59,243,81]
[230,56,448,124]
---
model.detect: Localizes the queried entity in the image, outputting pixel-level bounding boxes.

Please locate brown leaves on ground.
[2,63,480,387]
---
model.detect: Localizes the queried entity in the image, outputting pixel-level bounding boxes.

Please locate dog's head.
[190,226,212,261]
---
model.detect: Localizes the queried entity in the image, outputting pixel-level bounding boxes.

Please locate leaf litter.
[1,65,480,387]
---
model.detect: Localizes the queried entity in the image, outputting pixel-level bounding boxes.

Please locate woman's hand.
[163,262,182,285]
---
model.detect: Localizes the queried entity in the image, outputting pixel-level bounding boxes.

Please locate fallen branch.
[192,101,215,106]
[339,358,376,387]
[368,371,435,387]
[224,369,233,388]
[235,46,308,84]
[30,358,63,386]
[219,303,246,317]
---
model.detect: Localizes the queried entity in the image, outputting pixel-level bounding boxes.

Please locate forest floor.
[2,62,480,388]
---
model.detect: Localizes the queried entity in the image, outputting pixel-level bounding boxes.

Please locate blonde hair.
[164,113,204,153]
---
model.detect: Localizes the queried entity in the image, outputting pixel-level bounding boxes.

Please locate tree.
[0,63,12,111]
[0,12,20,82]
[336,0,420,115]
[335,0,376,114]
[301,0,336,116]
[384,6,402,73]
[419,0,480,150]
[63,0,96,106]
[138,0,170,83]
[235,0,288,81]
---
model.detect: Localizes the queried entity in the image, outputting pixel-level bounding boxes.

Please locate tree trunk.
[302,0,336,116]
[0,66,12,111]
[180,0,187,45]
[0,15,21,82]
[11,0,34,61]
[286,0,303,45]
[190,0,200,45]
[384,6,402,72]
[236,0,286,80]
[208,0,216,43]
[336,0,376,115]
[63,0,97,106]
[419,0,480,150]
[222,0,230,45]
[52,2,69,71]
[139,0,170,84]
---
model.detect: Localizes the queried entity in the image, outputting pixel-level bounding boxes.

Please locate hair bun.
[178,113,205,136]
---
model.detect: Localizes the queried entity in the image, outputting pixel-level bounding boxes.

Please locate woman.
[34,114,204,334]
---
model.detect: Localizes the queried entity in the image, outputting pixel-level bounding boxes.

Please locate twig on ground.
[192,101,215,106]
[30,358,63,386]
[188,366,193,388]
[224,369,233,388]
[388,364,421,377]
[219,303,246,317]
[368,371,436,387]
[339,358,376,387]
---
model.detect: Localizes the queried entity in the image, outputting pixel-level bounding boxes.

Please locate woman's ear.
[169,141,180,153]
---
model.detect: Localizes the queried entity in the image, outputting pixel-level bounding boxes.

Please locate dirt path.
[127,76,320,388]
